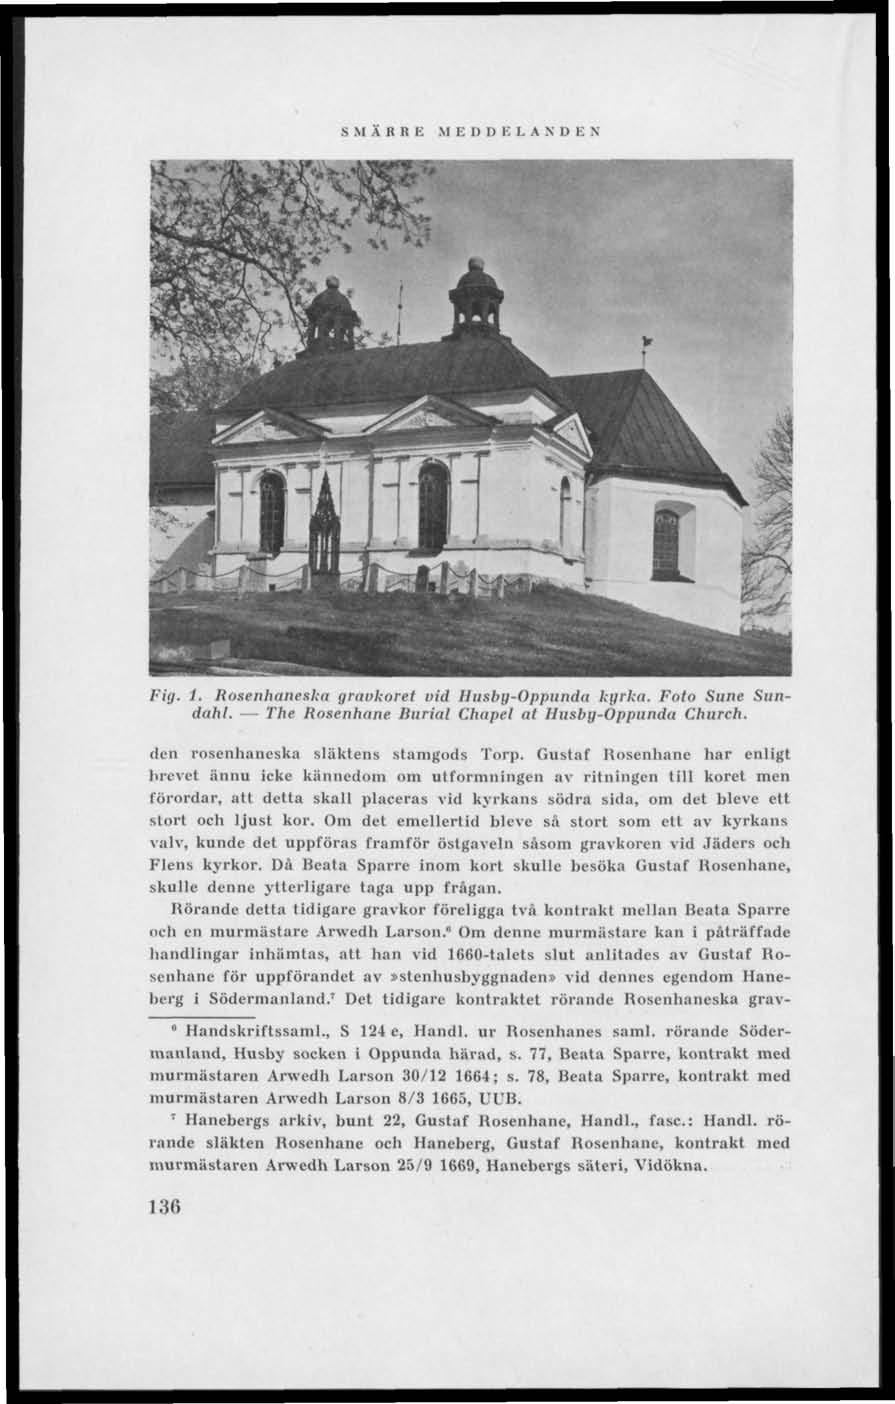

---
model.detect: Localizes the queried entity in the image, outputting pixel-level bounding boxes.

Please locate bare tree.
[151,160,433,374]
[742,408,792,624]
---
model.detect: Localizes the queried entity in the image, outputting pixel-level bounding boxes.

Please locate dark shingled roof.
[203,348,745,506]
[553,369,747,507]
[150,410,216,488]
[217,336,573,418]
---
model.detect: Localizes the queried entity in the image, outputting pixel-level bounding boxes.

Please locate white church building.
[205,259,746,633]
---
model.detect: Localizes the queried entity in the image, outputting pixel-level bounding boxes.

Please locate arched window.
[259,473,285,556]
[559,477,572,557]
[652,508,680,579]
[418,461,449,553]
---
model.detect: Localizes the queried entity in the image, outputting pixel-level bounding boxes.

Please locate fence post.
[238,564,252,594]
[175,567,189,593]
[367,562,382,594]
[495,574,505,600]
[468,568,478,598]
[440,562,450,595]
[300,564,312,592]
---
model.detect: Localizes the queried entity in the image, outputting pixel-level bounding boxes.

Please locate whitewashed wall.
[585,476,743,634]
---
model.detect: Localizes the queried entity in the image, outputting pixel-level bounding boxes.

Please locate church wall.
[585,477,743,634]
[461,387,561,424]
[209,410,747,622]
[475,442,585,562]
[339,458,371,549]
[213,454,351,555]
[476,444,526,540]
[216,463,246,547]
[212,411,590,574]
[360,438,584,588]
[370,451,427,547]
[281,462,306,546]
[372,455,400,542]
[448,449,484,541]
[544,458,585,563]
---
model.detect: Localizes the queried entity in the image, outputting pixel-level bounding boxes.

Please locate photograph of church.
[150,161,792,675]
[209,258,745,633]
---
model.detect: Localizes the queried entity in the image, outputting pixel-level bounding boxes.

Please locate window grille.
[652,508,680,578]
[418,461,449,553]
[259,473,285,556]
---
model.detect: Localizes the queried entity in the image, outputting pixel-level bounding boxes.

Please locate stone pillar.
[300,564,312,592]
[394,456,414,546]
[288,460,317,550]
[239,466,252,548]
[473,450,490,541]
[495,574,505,599]
[367,562,382,594]
[439,562,450,595]
[280,461,295,543]
[468,568,478,598]
[445,452,463,544]
[370,455,401,544]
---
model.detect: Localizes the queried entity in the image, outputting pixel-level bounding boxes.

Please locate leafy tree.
[150,160,432,374]
[150,356,264,413]
[741,408,793,623]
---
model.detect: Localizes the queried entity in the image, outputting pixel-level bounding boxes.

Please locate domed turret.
[446,258,505,338]
[306,276,360,354]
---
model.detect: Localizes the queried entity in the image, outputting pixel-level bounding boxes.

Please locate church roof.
[150,409,216,488]
[553,369,747,507]
[217,335,573,418]
[213,331,745,508]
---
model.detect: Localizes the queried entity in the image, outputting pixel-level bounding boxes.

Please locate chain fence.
[150,559,552,601]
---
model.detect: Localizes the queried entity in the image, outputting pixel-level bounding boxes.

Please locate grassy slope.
[150,585,791,676]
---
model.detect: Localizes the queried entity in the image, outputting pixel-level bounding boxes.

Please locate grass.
[149,584,791,676]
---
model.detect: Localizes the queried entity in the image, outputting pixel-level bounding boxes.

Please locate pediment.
[548,412,592,458]
[212,408,328,448]
[365,395,496,436]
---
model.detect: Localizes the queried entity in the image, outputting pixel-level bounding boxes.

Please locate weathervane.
[641,335,653,369]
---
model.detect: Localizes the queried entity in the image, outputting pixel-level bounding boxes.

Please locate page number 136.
[149,1199,181,1215]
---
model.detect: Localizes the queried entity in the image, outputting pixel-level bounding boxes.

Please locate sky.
[315,160,792,505]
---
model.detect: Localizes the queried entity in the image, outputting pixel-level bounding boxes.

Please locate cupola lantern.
[306,276,360,354]
[446,257,504,338]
